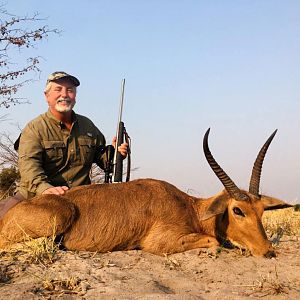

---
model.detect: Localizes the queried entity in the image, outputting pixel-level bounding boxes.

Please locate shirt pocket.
[43,140,66,165]
[78,137,96,165]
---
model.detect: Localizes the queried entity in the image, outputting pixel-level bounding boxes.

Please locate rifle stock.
[113,121,124,182]
[112,79,126,182]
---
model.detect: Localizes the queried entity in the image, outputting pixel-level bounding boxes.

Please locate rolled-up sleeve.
[18,124,54,195]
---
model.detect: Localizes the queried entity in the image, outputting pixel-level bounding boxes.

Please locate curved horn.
[203,128,247,200]
[249,129,277,197]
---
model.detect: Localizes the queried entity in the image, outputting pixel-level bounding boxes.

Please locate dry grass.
[0,235,90,297]
[0,236,61,289]
[30,275,90,297]
[164,254,181,270]
[0,236,60,267]
[0,217,61,266]
[237,266,294,297]
[263,207,300,238]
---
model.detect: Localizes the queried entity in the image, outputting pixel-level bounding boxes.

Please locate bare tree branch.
[90,162,139,184]
[0,132,18,168]
[0,5,60,108]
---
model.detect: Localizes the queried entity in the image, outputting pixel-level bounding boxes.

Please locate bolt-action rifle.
[103,79,131,183]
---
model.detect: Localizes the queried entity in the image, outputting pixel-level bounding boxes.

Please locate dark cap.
[46,71,80,86]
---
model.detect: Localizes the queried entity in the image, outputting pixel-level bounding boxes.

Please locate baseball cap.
[46,71,80,86]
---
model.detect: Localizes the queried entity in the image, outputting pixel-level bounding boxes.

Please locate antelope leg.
[141,228,219,255]
[0,195,76,248]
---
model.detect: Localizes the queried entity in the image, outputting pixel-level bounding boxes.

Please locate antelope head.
[201,129,291,257]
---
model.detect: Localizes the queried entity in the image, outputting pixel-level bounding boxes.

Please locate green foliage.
[0,166,20,193]
[294,204,300,212]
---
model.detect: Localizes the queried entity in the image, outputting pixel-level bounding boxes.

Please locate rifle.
[104,79,131,183]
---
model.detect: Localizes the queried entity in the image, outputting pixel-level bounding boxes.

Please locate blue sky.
[2,1,300,203]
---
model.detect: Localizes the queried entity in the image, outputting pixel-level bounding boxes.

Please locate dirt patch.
[0,234,299,299]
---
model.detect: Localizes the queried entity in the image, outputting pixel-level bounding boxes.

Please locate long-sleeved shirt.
[17,109,107,199]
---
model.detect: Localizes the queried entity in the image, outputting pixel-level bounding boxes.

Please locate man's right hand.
[41,186,69,195]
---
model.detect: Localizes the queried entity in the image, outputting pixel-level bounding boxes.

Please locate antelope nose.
[264,249,276,258]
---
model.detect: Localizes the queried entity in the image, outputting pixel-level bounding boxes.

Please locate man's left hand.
[112,137,128,158]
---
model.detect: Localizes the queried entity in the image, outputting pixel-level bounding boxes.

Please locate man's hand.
[112,137,128,158]
[42,186,69,195]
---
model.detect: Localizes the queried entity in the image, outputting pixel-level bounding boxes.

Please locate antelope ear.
[261,195,293,211]
[199,193,230,221]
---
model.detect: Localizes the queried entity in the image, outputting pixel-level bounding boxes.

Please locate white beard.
[55,98,75,112]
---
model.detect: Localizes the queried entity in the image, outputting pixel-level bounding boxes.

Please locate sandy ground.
[0,235,299,299]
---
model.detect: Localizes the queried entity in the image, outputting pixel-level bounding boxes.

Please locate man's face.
[45,79,77,113]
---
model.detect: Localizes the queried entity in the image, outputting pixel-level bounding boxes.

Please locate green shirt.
[17,110,106,199]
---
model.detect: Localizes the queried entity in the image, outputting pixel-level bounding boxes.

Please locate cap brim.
[49,75,80,87]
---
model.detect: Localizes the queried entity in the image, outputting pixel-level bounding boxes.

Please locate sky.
[1,1,300,203]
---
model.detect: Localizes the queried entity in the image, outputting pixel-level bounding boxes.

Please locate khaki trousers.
[0,192,25,220]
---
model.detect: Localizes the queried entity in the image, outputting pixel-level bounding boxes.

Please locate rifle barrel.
[118,79,125,123]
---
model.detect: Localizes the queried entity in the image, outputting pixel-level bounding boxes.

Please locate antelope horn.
[203,128,247,201]
[249,130,278,197]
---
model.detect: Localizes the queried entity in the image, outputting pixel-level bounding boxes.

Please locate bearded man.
[0,71,128,219]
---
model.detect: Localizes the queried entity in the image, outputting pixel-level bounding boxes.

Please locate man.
[0,71,128,219]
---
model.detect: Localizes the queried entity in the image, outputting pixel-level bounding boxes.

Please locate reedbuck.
[0,129,291,257]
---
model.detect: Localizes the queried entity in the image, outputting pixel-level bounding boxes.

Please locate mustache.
[56,98,71,104]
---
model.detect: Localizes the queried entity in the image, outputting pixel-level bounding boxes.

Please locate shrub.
[294,204,300,212]
[0,166,20,195]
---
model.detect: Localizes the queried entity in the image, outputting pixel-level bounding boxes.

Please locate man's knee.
[0,192,25,219]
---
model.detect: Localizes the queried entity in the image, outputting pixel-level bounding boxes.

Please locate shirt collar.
[46,109,78,127]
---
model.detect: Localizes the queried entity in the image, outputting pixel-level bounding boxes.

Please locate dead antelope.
[0,129,291,257]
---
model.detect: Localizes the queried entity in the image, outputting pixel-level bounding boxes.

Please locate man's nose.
[61,88,68,98]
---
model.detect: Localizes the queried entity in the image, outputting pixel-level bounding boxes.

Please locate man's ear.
[199,193,230,221]
[261,195,293,211]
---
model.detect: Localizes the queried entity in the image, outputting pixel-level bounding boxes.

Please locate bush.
[0,166,20,194]
[294,204,300,212]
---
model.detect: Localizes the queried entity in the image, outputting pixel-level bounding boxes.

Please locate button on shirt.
[17,109,107,199]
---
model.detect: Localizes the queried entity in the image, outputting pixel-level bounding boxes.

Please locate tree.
[0,4,59,108]
[0,132,19,197]
[0,166,19,197]
[0,132,18,169]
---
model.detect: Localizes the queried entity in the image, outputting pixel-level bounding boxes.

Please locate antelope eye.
[233,207,245,217]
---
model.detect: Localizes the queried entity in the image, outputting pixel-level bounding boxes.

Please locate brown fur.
[0,178,291,256]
